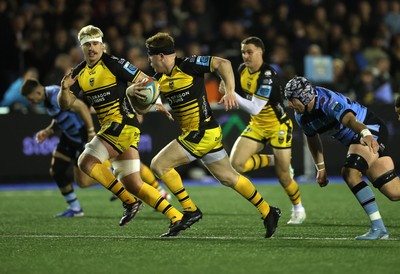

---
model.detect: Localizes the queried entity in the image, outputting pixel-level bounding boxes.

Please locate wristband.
[360,129,372,138]
[315,161,325,171]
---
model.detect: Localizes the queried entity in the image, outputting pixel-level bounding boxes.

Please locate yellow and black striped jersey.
[155,56,219,132]
[70,53,141,127]
[238,63,288,129]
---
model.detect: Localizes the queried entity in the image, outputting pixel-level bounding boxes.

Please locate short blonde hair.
[78,25,103,45]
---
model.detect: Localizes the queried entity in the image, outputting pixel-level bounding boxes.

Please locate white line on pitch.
[0,234,397,241]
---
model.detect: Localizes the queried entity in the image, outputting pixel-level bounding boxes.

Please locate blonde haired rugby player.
[58,25,196,236]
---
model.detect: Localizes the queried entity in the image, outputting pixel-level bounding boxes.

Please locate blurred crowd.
[2,0,400,113]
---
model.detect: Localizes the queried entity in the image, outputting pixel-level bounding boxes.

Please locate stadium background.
[1,0,400,183]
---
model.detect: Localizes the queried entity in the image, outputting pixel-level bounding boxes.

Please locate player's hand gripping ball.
[126,77,160,114]
[136,77,160,106]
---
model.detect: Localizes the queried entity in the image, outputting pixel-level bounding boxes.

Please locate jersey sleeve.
[235,64,245,96]
[321,90,355,123]
[181,55,213,75]
[102,54,142,83]
[253,67,277,101]
[48,86,60,108]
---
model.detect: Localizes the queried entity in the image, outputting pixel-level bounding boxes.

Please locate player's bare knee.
[220,179,234,187]
[75,175,93,188]
[218,173,239,187]
[340,167,349,180]
[231,160,244,173]
[340,167,359,183]
[213,170,235,187]
[276,168,291,181]
[150,158,162,178]
[77,154,90,174]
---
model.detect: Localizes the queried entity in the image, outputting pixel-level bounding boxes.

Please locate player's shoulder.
[260,63,278,78]
[177,56,191,67]
[315,87,347,114]
[181,55,212,66]
[153,72,163,81]
[103,53,139,76]
[45,85,61,106]
[315,86,338,104]
[238,63,246,73]
[72,60,87,78]
[102,52,122,63]
[46,85,60,94]
[175,56,194,72]
[101,52,125,68]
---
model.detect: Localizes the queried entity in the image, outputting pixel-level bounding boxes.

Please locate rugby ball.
[136,77,160,106]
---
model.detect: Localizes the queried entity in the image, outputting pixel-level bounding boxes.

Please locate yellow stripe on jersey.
[85,82,117,94]
[77,60,126,126]
[159,67,201,131]
[172,99,200,130]
[96,100,120,122]
[78,66,117,93]
[96,100,119,115]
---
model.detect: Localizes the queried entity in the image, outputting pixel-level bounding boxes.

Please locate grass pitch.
[0,182,398,274]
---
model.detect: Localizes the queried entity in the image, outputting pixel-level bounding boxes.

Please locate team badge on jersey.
[123,61,138,75]
[169,81,174,89]
[196,56,211,67]
[258,85,272,97]
[90,78,94,86]
[331,101,343,112]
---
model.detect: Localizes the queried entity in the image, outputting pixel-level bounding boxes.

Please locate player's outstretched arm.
[58,69,78,110]
[213,57,238,111]
[341,112,379,154]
